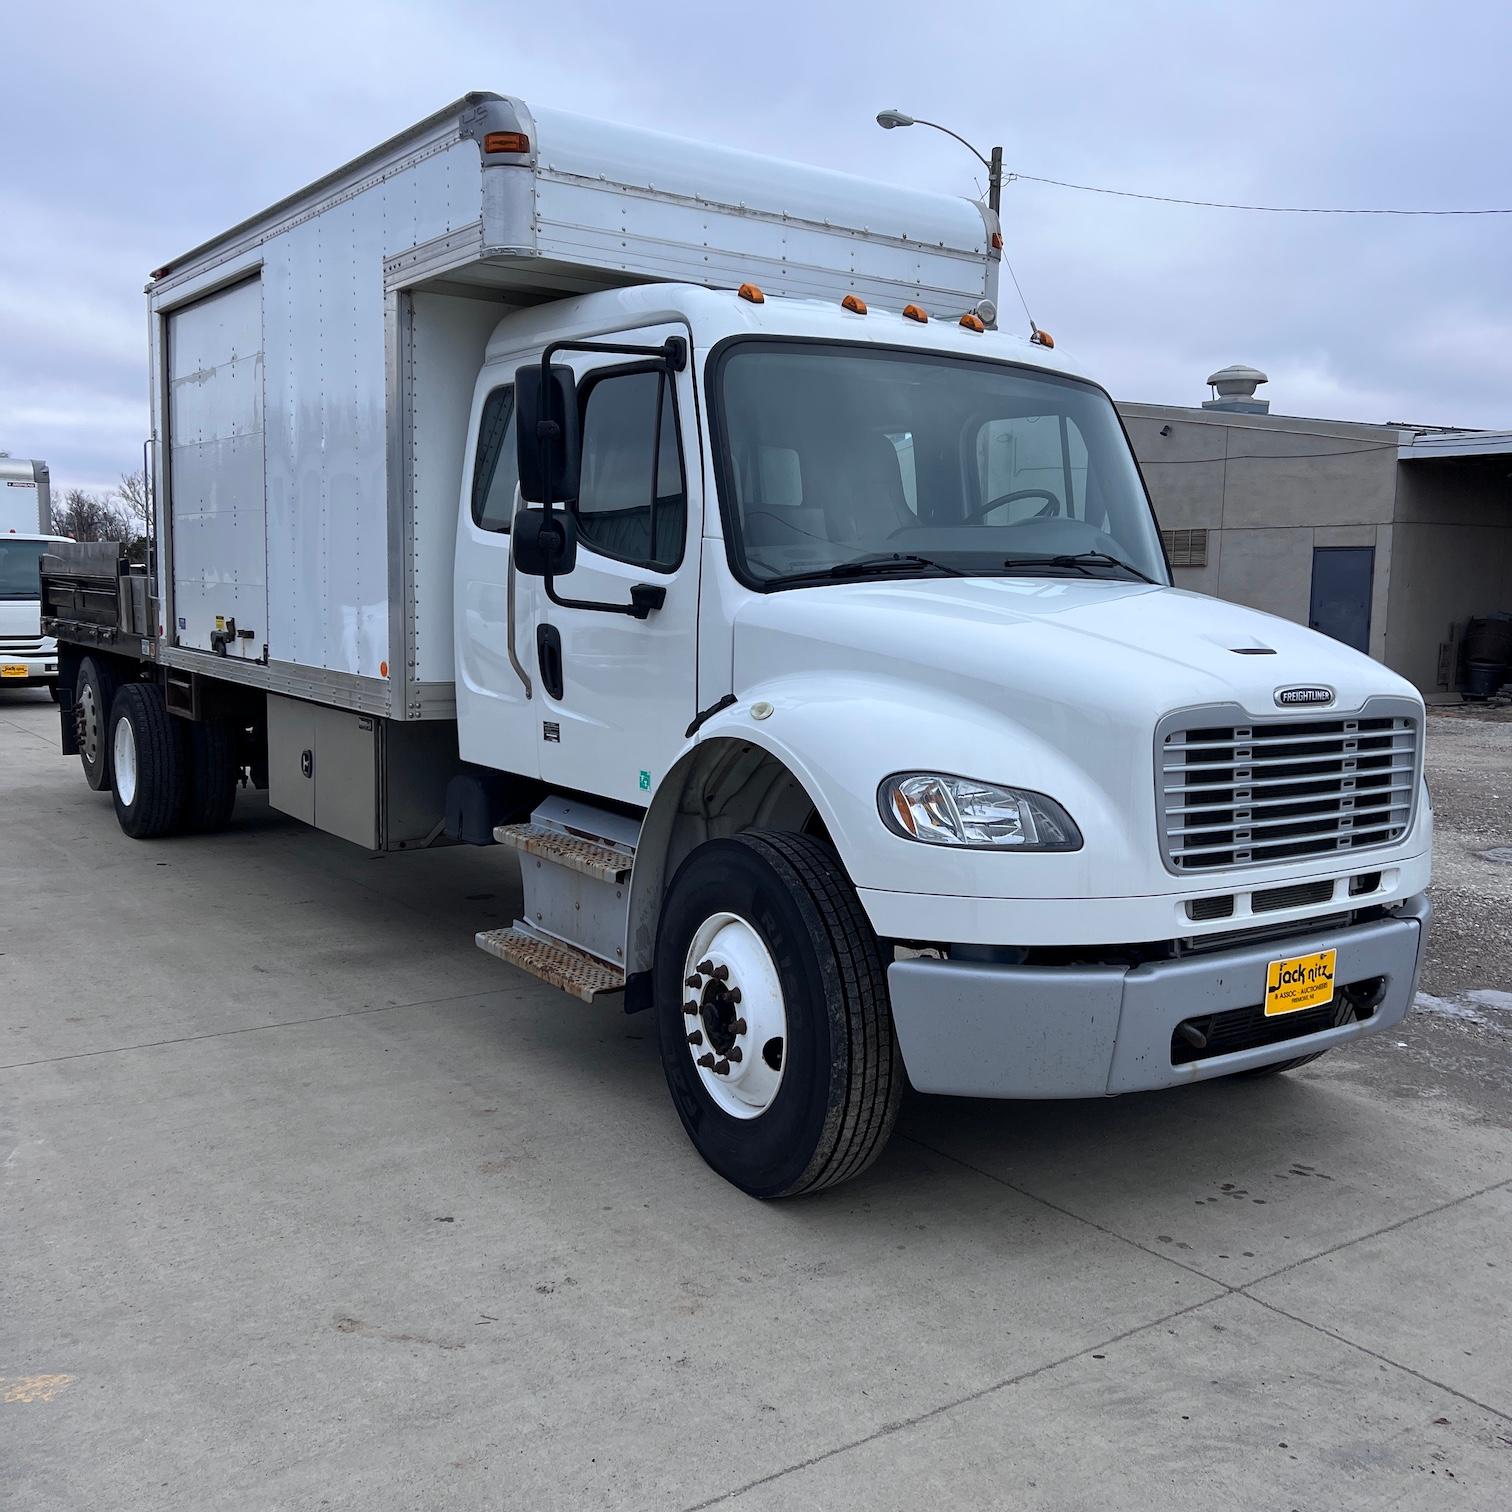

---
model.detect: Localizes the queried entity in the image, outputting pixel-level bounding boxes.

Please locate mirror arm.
[536,334,686,618]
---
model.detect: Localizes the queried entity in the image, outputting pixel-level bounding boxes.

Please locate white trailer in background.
[41,95,1430,1198]
[1,456,51,535]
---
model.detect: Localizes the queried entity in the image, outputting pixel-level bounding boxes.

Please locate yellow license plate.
[1,664,28,678]
[1265,948,1338,1016]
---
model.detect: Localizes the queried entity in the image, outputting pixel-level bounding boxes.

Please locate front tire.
[109,683,186,839]
[656,831,902,1198]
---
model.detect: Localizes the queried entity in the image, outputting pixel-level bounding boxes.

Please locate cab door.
[522,323,701,806]
[454,372,539,778]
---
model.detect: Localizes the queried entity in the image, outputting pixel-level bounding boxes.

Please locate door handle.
[536,623,564,700]
[505,499,532,699]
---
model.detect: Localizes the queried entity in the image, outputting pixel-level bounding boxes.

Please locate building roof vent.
[1203,363,1269,414]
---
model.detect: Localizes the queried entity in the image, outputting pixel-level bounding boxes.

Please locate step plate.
[475,925,625,1003]
[493,822,632,883]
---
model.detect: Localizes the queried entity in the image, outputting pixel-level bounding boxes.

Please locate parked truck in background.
[1,455,51,536]
[40,94,1432,1197]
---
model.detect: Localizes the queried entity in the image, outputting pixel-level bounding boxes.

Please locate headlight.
[878,773,1082,851]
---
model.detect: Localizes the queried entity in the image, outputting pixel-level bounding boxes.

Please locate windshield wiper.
[1001,550,1158,584]
[771,552,966,586]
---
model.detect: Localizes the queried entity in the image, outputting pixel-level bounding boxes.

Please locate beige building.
[1119,368,1512,699]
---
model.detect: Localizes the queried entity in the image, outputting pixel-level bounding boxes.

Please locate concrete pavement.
[3,689,1510,1509]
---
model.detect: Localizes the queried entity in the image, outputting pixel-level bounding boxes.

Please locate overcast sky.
[4,0,1509,496]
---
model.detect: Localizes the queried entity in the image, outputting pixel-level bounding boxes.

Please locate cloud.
[3,0,1508,496]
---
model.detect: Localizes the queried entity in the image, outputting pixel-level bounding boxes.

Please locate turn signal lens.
[902,303,928,323]
[483,131,530,154]
[738,282,765,303]
[841,293,868,314]
[959,313,985,332]
[878,773,1083,851]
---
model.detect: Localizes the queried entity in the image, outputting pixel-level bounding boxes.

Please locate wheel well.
[625,738,828,976]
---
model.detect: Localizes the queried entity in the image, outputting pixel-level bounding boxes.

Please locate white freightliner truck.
[41,95,1431,1197]
[2,457,63,695]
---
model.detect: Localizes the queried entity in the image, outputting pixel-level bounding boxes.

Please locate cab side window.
[572,368,684,570]
[471,386,519,533]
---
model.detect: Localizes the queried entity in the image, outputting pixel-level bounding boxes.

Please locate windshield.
[0,540,48,600]
[713,341,1168,588]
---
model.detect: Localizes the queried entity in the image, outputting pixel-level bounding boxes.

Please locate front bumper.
[0,652,57,686]
[888,894,1430,1098]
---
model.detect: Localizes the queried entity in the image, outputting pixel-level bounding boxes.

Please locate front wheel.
[656,831,902,1198]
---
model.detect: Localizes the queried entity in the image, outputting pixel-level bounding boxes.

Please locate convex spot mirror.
[511,508,578,579]
[515,361,580,505]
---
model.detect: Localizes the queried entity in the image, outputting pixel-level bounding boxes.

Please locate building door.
[1309,546,1374,654]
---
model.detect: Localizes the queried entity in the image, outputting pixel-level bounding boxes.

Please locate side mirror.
[515,362,580,505]
[512,508,578,579]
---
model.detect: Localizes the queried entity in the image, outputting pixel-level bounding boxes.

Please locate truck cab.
[1,533,66,698]
[454,279,1430,1196]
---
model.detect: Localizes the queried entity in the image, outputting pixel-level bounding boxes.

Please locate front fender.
[625,671,1146,971]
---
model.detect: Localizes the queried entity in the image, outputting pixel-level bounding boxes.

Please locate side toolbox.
[266,694,458,851]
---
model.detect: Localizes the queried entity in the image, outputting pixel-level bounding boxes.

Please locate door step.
[475,924,626,1003]
[493,822,633,883]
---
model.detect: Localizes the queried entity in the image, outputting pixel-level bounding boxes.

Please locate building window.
[1161,527,1208,568]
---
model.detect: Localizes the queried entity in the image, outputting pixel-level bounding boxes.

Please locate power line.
[1007,172,1512,216]
[1142,442,1400,464]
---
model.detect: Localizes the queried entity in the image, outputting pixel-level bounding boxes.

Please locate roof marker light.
[1030,327,1055,348]
[959,313,985,332]
[902,303,928,323]
[483,131,530,154]
[841,294,868,315]
[738,282,765,304]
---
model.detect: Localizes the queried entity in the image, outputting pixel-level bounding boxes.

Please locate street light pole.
[876,110,1003,217]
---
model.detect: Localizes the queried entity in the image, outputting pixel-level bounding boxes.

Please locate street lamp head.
[876,110,915,130]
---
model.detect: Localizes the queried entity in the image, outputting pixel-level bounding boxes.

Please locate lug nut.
[687,1030,703,1046]
[684,1001,699,1016]
[726,1046,743,1063]
[696,959,715,975]
[713,1058,731,1075]
[728,988,742,1005]
[696,1052,716,1069]
[685,974,702,989]
[734,1017,747,1035]
[711,964,730,982]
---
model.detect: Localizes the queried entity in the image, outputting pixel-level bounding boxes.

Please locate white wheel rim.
[79,683,100,763]
[682,911,787,1119]
[113,715,138,806]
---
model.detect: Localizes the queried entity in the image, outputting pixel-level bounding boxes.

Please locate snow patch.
[1414,989,1512,1029]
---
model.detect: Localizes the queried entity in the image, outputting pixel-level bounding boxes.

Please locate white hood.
[728,577,1425,907]
[0,596,43,639]
[733,578,1411,724]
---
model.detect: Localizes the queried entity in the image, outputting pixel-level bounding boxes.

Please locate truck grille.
[0,634,48,655]
[1158,701,1420,873]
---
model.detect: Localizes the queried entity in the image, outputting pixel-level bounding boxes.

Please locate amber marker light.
[959,313,986,332]
[841,294,868,314]
[483,131,530,153]
[902,303,928,323]
[738,282,765,303]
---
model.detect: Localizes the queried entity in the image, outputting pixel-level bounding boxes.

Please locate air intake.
[1203,364,1269,415]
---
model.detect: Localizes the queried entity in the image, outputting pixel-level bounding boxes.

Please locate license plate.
[1,663,28,678]
[1265,948,1338,1016]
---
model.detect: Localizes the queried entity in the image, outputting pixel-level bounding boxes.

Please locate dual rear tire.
[82,663,241,838]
